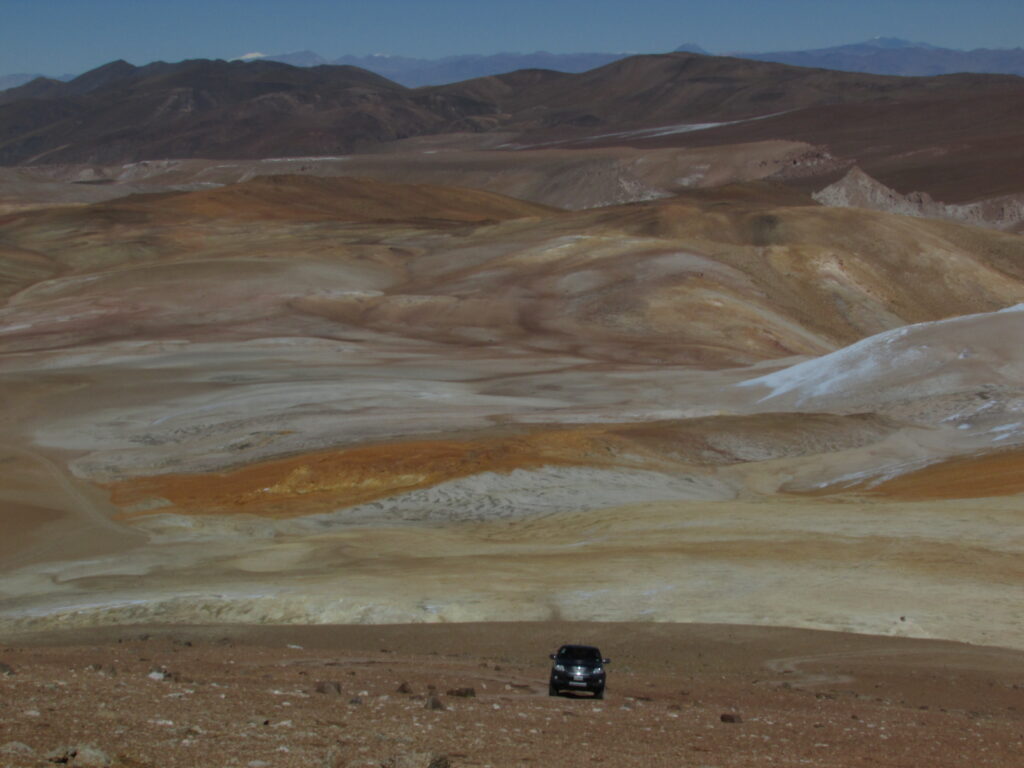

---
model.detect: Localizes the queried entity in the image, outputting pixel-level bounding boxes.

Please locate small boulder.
[381,754,451,768]
[446,687,475,698]
[315,680,342,695]
[395,681,414,694]
[46,745,74,763]
[720,713,743,724]
[0,662,14,676]
[423,695,446,711]
[147,666,174,682]
[45,745,112,766]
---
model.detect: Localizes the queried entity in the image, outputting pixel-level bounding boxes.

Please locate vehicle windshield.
[557,646,601,662]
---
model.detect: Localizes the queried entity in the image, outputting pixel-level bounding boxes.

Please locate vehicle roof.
[557,644,601,653]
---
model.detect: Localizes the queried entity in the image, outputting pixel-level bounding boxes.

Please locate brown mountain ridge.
[2,53,1024,207]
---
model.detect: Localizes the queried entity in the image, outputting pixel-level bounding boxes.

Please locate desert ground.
[3,623,1024,767]
[2,92,1024,765]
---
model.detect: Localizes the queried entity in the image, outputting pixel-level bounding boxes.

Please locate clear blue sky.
[2,0,1022,76]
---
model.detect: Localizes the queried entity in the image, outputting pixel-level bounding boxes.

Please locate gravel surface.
[2,622,1023,767]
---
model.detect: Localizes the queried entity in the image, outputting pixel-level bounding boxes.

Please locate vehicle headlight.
[554,664,566,672]
[593,667,603,674]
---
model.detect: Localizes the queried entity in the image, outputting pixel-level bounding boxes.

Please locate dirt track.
[2,622,1024,767]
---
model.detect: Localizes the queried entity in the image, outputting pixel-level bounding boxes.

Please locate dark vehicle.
[548,644,610,698]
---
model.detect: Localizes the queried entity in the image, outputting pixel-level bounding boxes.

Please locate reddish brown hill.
[104,173,557,223]
[0,59,497,165]
[591,87,1024,202]
[3,52,1023,198]
[462,53,1024,203]
[440,52,1023,132]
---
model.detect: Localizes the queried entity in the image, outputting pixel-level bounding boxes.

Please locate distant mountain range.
[0,57,492,164]
[740,37,1024,77]
[245,38,1024,84]
[0,72,74,90]
[5,38,1024,92]
[248,50,632,87]
[3,51,1024,209]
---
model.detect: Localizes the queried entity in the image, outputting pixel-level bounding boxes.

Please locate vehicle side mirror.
[603,658,611,664]
[549,654,557,660]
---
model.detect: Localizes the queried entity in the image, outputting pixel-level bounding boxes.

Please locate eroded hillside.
[1,174,1023,644]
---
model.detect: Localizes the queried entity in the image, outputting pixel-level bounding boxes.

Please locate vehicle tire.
[594,687,604,700]
[548,683,558,697]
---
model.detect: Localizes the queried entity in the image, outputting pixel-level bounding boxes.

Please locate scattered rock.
[396,681,414,694]
[423,694,447,711]
[446,686,476,698]
[315,680,342,695]
[348,697,363,706]
[86,664,117,677]
[0,662,14,676]
[45,745,112,766]
[381,753,451,768]
[147,666,174,682]
[46,745,72,763]
[720,713,743,724]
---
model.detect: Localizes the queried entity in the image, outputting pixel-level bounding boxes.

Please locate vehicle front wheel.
[548,683,559,696]
[594,687,604,700]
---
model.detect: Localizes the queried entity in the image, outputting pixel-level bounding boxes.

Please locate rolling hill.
[3,52,1023,207]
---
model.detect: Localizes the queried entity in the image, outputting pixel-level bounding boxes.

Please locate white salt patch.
[737,305,1024,407]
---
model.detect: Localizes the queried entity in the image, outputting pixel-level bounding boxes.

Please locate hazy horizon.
[2,0,1022,77]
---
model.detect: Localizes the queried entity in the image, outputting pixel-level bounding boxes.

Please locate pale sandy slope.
[3,306,1024,649]
[1,178,1024,651]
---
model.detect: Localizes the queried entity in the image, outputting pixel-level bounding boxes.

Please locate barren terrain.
[3,623,1024,767]
[3,54,1024,765]
[1,174,1023,646]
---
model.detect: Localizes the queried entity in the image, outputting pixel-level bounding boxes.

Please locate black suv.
[548,644,610,698]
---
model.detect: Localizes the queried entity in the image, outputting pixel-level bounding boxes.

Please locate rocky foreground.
[2,623,1024,767]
